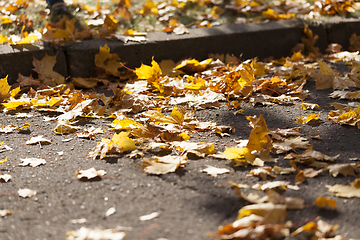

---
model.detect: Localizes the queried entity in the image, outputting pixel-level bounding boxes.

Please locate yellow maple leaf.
[175,59,212,74]
[17,34,39,44]
[110,132,137,152]
[134,58,162,82]
[170,105,185,124]
[94,44,123,77]
[0,76,11,102]
[246,115,272,161]
[111,118,143,130]
[46,96,63,107]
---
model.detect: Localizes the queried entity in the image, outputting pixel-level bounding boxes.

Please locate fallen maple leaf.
[19,158,46,167]
[134,58,162,82]
[284,149,339,165]
[18,188,37,198]
[326,163,359,177]
[201,165,230,177]
[326,178,360,198]
[247,167,276,180]
[0,174,12,182]
[76,167,106,180]
[141,155,186,175]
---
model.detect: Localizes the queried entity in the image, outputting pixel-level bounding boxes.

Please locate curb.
[1,17,360,84]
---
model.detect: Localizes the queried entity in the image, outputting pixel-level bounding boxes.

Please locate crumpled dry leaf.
[247,167,276,180]
[284,149,339,165]
[141,155,186,175]
[252,181,291,191]
[76,167,106,180]
[19,158,46,167]
[326,163,359,177]
[66,227,126,240]
[326,178,360,198]
[201,165,230,177]
[272,136,310,154]
[18,188,37,198]
[172,141,216,158]
[76,127,105,139]
[272,166,296,175]
[0,174,12,182]
[25,135,51,145]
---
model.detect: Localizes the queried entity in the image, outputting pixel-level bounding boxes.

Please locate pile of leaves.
[1,0,360,44]
[1,24,360,239]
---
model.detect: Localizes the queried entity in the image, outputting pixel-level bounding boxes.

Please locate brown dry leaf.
[66,227,126,240]
[326,178,360,198]
[25,135,51,145]
[172,141,216,158]
[201,165,230,177]
[314,196,337,209]
[326,163,359,177]
[142,155,186,175]
[18,188,37,198]
[0,174,12,182]
[76,167,106,180]
[268,127,302,141]
[32,54,64,86]
[284,149,339,165]
[19,158,46,167]
[76,127,105,139]
[272,136,310,154]
[252,181,291,191]
[247,167,276,180]
[272,166,296,175]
